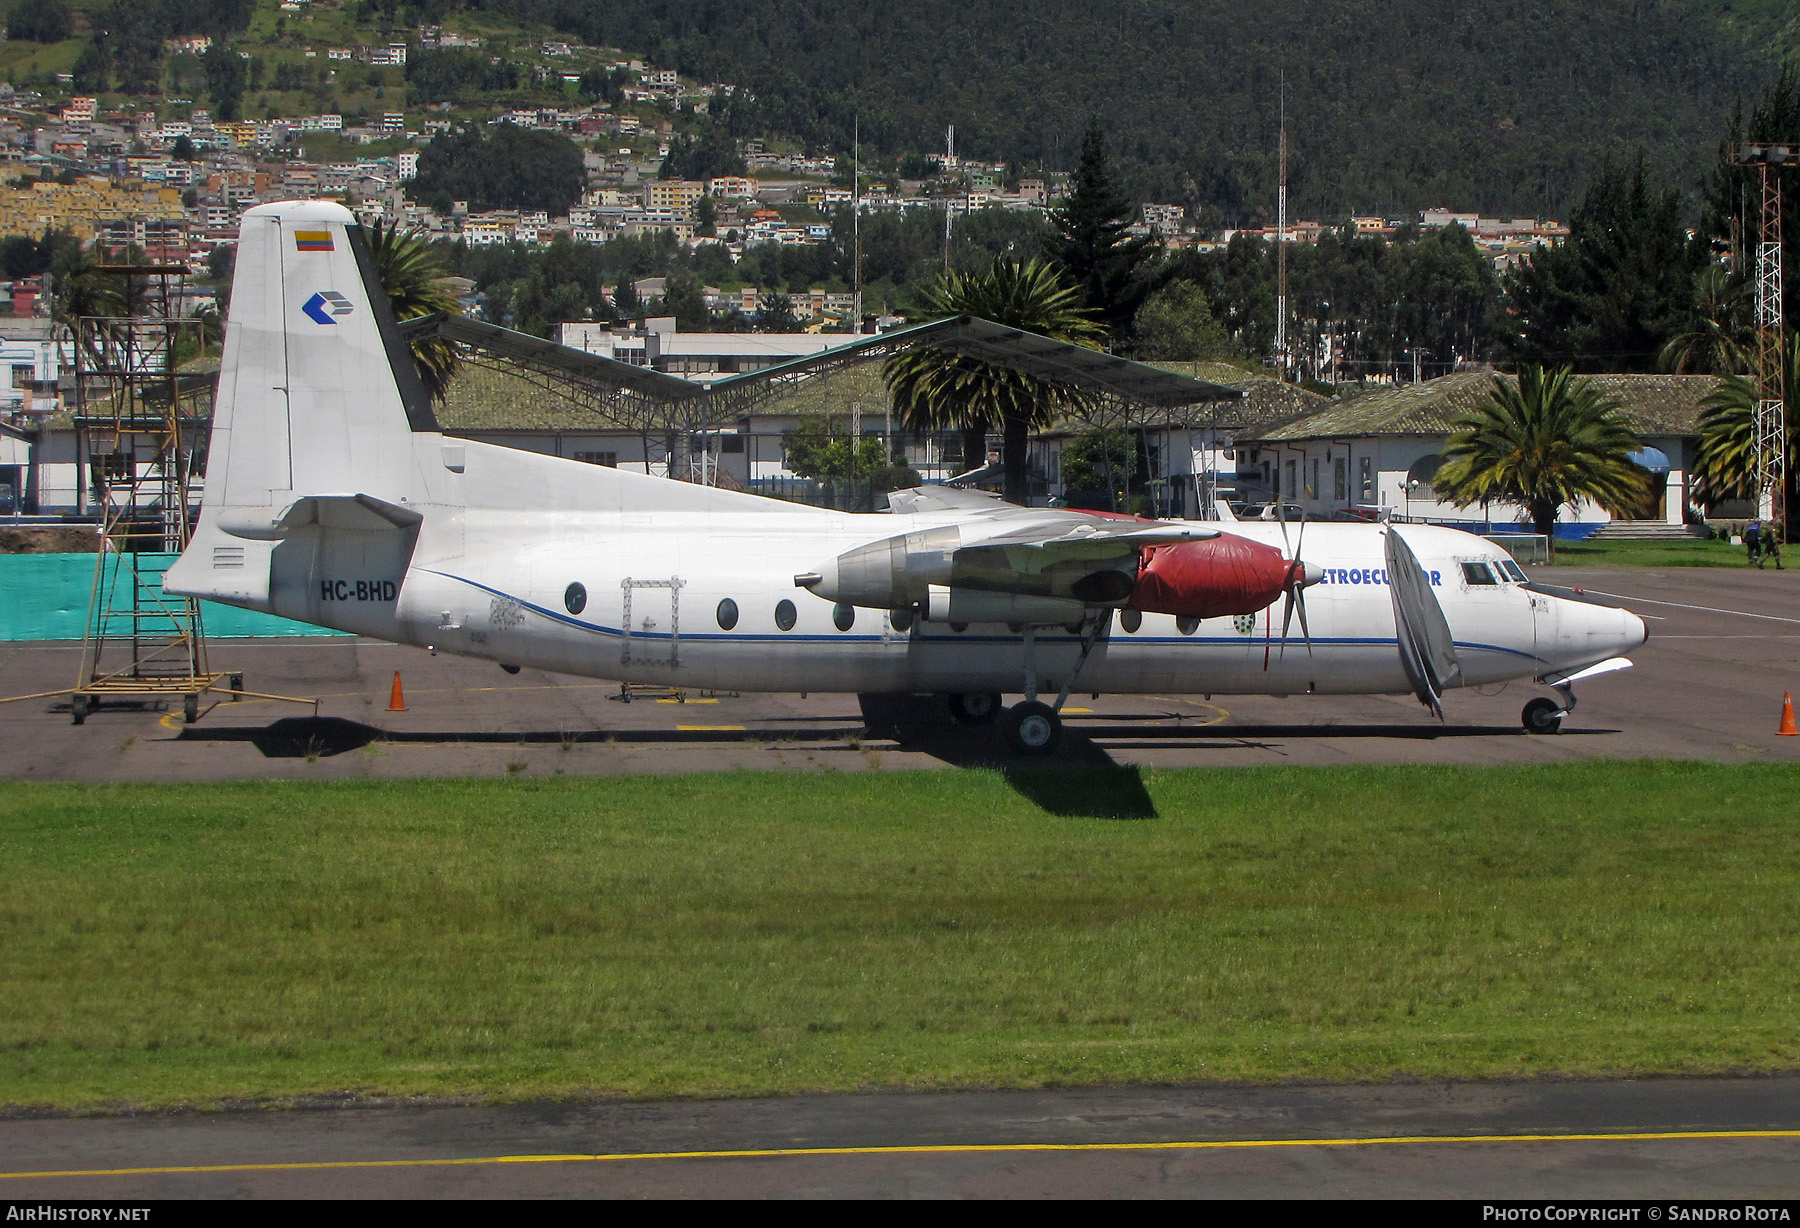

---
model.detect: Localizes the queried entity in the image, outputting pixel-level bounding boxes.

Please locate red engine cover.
[1127,533,1292,619]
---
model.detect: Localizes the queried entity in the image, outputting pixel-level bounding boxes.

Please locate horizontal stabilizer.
[218,494,423,540]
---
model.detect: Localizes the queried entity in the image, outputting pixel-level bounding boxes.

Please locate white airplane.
[164,201,1647,753]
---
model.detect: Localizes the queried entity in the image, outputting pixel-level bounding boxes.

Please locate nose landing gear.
[1522,680,1577,734]
[1521,696,1564,734]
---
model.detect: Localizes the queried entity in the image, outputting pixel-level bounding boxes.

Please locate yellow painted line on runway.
[676,724,746,731]
[7,1129,1800,1180]
[1144,696,1232,726]
[656,697,718,704]
[1061,707,1093,714]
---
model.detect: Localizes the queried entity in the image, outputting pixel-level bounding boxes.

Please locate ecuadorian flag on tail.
[294,230,334,252]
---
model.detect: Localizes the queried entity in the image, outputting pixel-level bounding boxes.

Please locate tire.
[183,693,199,724]
[70,694,88,725]
[1522,697,1564,734]
[1002,700,1062,754]
[948,692,1001,725]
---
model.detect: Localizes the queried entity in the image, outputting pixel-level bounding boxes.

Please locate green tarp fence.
[0,553,347,641]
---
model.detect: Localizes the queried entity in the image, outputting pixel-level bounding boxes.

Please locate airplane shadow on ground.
[173,712,1614,820]
[173,715,1162,820]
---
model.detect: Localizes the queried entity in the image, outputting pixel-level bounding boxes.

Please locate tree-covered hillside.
[450,0,1779,222]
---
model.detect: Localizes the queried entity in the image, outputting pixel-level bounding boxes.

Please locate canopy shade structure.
[400,313,1243,432]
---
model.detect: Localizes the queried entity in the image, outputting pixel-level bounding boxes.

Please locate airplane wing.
[803,501,1217,611]
[885,486,1011,514]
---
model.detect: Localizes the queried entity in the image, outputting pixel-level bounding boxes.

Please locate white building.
[1237,372,1715,535]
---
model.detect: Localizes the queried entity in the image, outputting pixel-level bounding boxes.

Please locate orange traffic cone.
[1780,692,1798,737]
[387,671,408,712]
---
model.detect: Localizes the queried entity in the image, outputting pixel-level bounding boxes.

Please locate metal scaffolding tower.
[68,266,231,723]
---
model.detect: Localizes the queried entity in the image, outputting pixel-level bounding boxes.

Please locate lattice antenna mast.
[1274,74,1289,378]
[1736,143,1793,537]
[944,123,956,272]
[853,114,862,330]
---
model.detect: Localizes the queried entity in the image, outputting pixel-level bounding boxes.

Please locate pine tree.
[1043,115,1158,341]
[1502,157,1701,372]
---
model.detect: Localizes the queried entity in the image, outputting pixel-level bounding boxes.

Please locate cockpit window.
[1460,561,1498,586]
[1499,559,1528,582]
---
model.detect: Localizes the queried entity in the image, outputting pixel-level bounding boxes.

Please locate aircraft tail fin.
[205,200,434,513]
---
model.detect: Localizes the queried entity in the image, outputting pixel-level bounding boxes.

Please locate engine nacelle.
[800,526,1138,610]
[1128,533,1295,619]
[800,525,961,608]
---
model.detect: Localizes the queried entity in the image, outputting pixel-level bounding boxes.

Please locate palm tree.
[1659,264,1752,375]
[884,257,1103,505]
[1693,330,1799,520]
[365,221,462,403]
[1433,365,1651,543]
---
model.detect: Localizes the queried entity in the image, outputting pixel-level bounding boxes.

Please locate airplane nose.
[1546,592,1647,665]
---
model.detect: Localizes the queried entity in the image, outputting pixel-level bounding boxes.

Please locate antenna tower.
[944,122,955,271]
[853,114,862,331]
[1734,142,1793,539]
[1275,75,1289,378]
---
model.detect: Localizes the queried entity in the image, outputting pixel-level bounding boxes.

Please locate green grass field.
[5,764,1800,1110]
[1547,538,1753,567]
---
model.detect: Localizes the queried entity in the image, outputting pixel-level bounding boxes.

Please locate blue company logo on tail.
[302,291,355,324]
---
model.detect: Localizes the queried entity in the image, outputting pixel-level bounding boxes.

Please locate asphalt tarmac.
[3,1078,1799,1198]
[2,565,1796,780]
[3,563,1798,1198]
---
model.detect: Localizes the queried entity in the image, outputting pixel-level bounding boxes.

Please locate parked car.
[1235,502,1308,522]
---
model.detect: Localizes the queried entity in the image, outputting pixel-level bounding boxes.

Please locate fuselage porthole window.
[775,599,797,631]
[1460,561,1498,586]
[564,582,587,615]
[716,597,739,630]
[1176,615,1200,636]
[833,602,855,632]
[1119,609,1142,634]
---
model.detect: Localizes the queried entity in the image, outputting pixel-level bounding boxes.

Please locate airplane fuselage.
[226,440,1641,701]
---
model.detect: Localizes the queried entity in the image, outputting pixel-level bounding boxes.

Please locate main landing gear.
[999,613,1111,755]
[948,691,1001,725]
[856,613,1111,756]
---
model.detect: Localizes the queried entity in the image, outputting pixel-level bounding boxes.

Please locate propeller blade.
[1295,586,1313,656]
[1276,501,1292,556]
[1279,588,1296,657]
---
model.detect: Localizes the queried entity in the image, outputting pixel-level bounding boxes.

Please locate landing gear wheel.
[1522,697,1564,734]
[183,693,200,724]
[1003,700,1062,755]
[948,692,1001,725]
[70,694,88,725]
[228,672,245,700]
